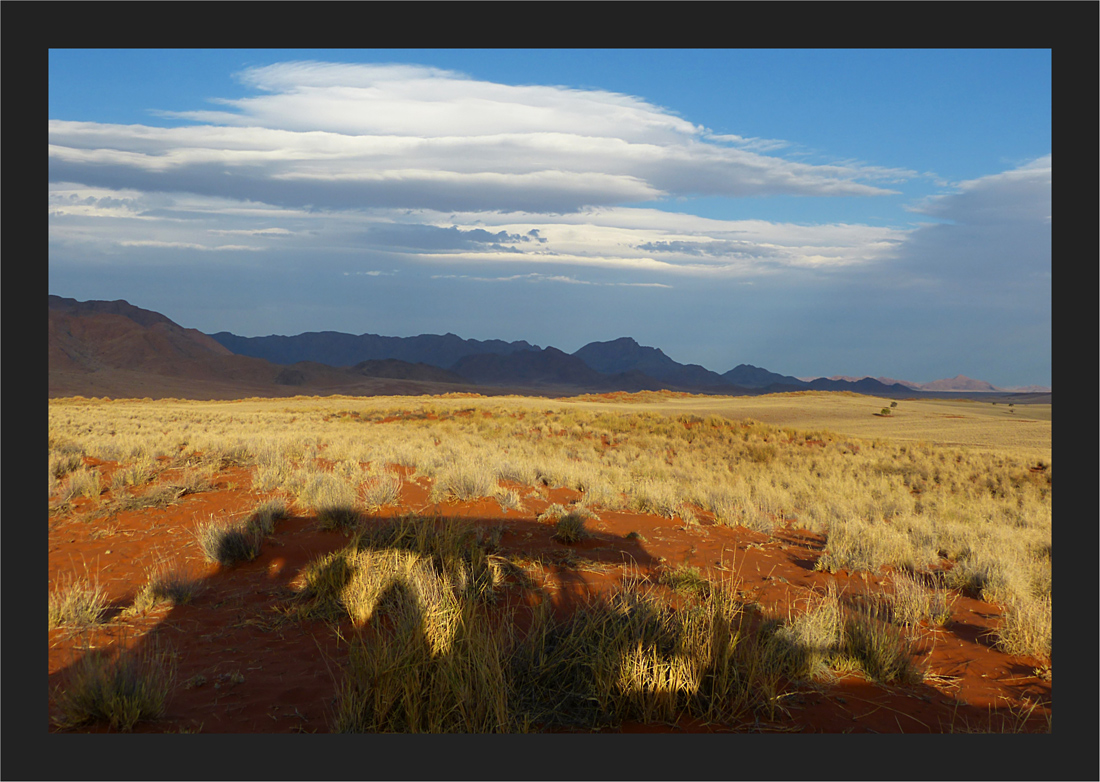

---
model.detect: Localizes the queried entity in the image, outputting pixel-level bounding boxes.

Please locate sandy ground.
[48,455,1051,735]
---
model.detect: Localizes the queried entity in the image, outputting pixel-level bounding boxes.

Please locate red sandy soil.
[48,458,1051,734]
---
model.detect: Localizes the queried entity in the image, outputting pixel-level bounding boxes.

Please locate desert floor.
[47,391,1052,734]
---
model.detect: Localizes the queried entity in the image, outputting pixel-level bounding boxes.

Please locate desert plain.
[47,389,1052,734]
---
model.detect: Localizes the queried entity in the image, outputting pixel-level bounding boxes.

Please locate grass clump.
[49,574,109,630]
[334,594,511,733]
[993,593,1051,660]
[360,469,402,511]
[765,583,922,685]
[539,504,595,544]
[430,455,499,503]
[885,571,955,628]
[509,580,775,730]
[658,565,711,597]
[62,468,102,502]
[840,603,923,685]
[306,519,515,732]
[195,517,261,567]
[246,498,289,536]
[295,471,361,529]
[129,560,203,614]
[52,641,176,732]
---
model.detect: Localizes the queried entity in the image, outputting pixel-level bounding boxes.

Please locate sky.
[48,49,1051,389]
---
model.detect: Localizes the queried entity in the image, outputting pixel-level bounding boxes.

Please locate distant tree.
[890,401,898,409]
[880,408,892,416]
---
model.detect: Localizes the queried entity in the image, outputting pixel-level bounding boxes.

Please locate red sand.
[48,459,1051,734]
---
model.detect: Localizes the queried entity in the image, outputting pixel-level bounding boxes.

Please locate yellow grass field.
[556,391,1051,461]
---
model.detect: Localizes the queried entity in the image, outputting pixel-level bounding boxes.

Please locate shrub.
[540,504,595,544]
[658,565,710,597]
[195,517,261,566]
[361,469,402,511]
[49,575,109,630]
[246,498,289,536]
[63,468,102,502]
[52,641,176,732]
[129,561,202,613]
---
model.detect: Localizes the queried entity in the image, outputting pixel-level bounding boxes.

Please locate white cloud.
[430,272,672,288]
[49,61,910,216]
[906,155,1051,225]
[892,155,1051,287]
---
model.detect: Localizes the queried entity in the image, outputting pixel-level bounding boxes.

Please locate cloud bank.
[48,59,1050,387]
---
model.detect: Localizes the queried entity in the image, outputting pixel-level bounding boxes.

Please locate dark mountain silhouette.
[49,296,478,399]
[721,364,806,389]
[349,359,468,384]
[208,329,540,368]
[572,337,735,391]
[451,346,664,391]
[766,377,914,394]
[51,296,1040,401]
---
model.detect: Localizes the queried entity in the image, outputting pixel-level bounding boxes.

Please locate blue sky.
[48,49,1051,388]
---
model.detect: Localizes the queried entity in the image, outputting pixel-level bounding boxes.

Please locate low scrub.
[360,469,402,511]
[49,575,109,630]
[658,565,711,598]
[52,641,176,732]
[766,584,923,685]
[195,517,261,567]
[129,560,202,614]
[62,468,102,503]
[539,504,595,544]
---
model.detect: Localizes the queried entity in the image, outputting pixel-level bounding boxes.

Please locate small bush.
[540,504,594,544]
[361,470,402,511]
[840,604,922,685]
[63,468,102,502]
[196,518,261,566]
[130,561,202,613]
[246,498,289,536]
[658,565,710,597]
[52,641,176,732]
[49,575,109,630]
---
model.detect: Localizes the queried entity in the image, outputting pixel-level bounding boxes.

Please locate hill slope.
[208,329,541,368]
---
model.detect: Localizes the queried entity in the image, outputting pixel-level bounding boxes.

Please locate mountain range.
[49,296,1048,400]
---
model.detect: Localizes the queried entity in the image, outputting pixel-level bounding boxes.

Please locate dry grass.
[195,516,261,567]
[49,574,109,630]
[52,640,176,732]
[128,559,203,614]
[360,468,402,511]
[49,393,1053,673]
[538,504,596,544]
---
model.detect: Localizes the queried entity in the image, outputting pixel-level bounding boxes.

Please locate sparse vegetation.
[129,560,202,614]
[49,574,109,630]
[48,393,1053,732]
[52,641,176,732]
[195,516,262,566]
[658,564,710,597]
